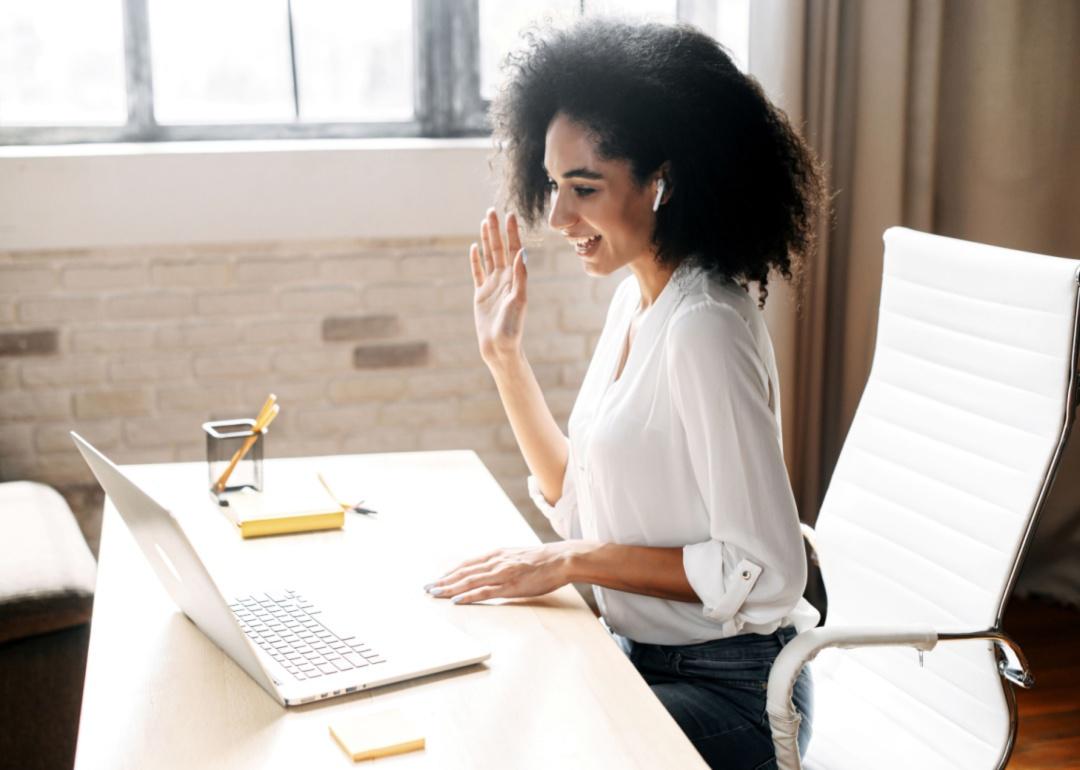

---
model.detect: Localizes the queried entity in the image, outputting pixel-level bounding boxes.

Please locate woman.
[424,18,824,768]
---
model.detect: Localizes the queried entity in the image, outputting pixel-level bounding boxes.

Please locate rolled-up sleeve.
[527,437,581,540]
[668,303,807,636]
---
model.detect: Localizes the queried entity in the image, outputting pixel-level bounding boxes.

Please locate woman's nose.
[547,189,576,231]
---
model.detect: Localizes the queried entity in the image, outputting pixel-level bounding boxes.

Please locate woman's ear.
[651,163,672,212]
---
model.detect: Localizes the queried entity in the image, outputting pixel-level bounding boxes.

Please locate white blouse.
[528,264,819,645]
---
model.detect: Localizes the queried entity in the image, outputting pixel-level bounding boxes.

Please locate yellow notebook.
[329,708,425,762]
[222,484,345,539]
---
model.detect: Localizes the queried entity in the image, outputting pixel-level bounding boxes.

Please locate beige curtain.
[750,0,1080,605]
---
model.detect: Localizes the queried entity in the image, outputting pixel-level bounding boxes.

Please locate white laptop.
[71,431,490,707]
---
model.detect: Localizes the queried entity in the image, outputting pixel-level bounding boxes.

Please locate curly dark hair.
[490,18,825,307]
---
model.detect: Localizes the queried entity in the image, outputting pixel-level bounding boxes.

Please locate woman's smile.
[570,234,603,257]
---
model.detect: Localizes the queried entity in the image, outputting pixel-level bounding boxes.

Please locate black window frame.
[2,0,719,146]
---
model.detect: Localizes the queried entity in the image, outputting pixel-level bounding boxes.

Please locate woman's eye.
[573,187,596,198]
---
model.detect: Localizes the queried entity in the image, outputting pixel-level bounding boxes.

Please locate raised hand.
[469,208,528,368]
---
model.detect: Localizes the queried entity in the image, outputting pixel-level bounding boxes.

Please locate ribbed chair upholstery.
[768,228,1080,770]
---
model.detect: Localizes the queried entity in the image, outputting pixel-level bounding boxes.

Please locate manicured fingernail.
[423,583,434,592]
[521,248,529,265]
[427,586,444,596]
[451,596,463,604]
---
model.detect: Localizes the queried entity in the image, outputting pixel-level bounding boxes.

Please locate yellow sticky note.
[329,708,425,762]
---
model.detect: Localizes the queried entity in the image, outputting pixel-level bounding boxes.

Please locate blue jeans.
[610,625,813,769]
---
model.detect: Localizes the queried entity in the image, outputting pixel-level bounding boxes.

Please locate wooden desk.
[74,451,707,769]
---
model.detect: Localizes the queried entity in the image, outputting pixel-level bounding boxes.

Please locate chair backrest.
[808,227,1079,769]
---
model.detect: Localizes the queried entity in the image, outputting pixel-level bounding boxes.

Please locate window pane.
[0,0,126,126]
[149,0,294,124]
[715,0,750,72]
[479,0,579,102]
[291,0,413,123]
[585,0,677,22]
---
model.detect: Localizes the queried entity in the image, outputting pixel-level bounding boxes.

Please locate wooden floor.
[1004,597,1080,768]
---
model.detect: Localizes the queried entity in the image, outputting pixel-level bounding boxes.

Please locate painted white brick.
[559,303,608,333]
[495,424,519,452]
[529,362,563,390]
[341,431,418,454]
[399,253,472,281]
[0,390,72,420]
[527,278,593,307]
[104,447,175,466]
[240,380,326,409]
[123,416,206,448]
[193,352,274,380]
[327,375,407,403]
[152,260,232,288]
[291,405,379,437]
[243,319,319,345]
[561,361,589,388]
[157,321,240,349]
[477,450,528,481]
[234,257,315,286]
[429,340,482,368]
[545,388,578,421]
[367,282,468,313]
[63,264,148,290]
[158,384,246,415]
[458,395,506,425]
[279,286,358,314]
[72,326,156,353]
[406,368,491,399]
[21,357,107,387]
[74,388,152,419]
[0,361,17,390]
[398,313,476,342]
[272,349,351,377]
[266,436,343,458]
[109,354,191,383]
[379,400,458,428]
[318,255,398,283]
[0,266,58,293]
[0,423,33,456]
[527,334,587,364]
[419,425,497,452]
[36,420,120,453]
[110,291,194,320]
[194,290,277,317]
[18,295,101,324]
[0,451,94,487]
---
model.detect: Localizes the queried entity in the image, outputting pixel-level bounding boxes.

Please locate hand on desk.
[425,541,592,605]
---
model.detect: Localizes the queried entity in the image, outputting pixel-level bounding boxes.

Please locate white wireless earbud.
[652,179,666,212]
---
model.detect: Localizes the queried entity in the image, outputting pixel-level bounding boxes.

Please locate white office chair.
[768,228,1080,769]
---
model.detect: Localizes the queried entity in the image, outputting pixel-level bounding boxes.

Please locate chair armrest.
[765,626,1033,770]
[766,625,939,770]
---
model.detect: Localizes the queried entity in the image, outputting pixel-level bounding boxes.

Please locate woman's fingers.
[486,209,507,269]
[434,560,497,588]
[452,585,511,605]
[469,242,484,287]
[436,569,502,599]
[506,211,522,257]
[480,219,495,275]
[511,248,528,300]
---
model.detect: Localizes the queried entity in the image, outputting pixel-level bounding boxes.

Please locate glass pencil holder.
[203,418,265,504]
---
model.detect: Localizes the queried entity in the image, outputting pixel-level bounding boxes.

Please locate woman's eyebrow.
[544,165,604,181]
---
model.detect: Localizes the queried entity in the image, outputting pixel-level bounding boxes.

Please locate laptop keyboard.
[229,590,386,681]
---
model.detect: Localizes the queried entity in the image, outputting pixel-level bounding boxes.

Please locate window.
[0,0,749,145]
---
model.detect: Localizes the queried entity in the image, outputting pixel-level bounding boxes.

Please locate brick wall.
[0,235,621,540]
